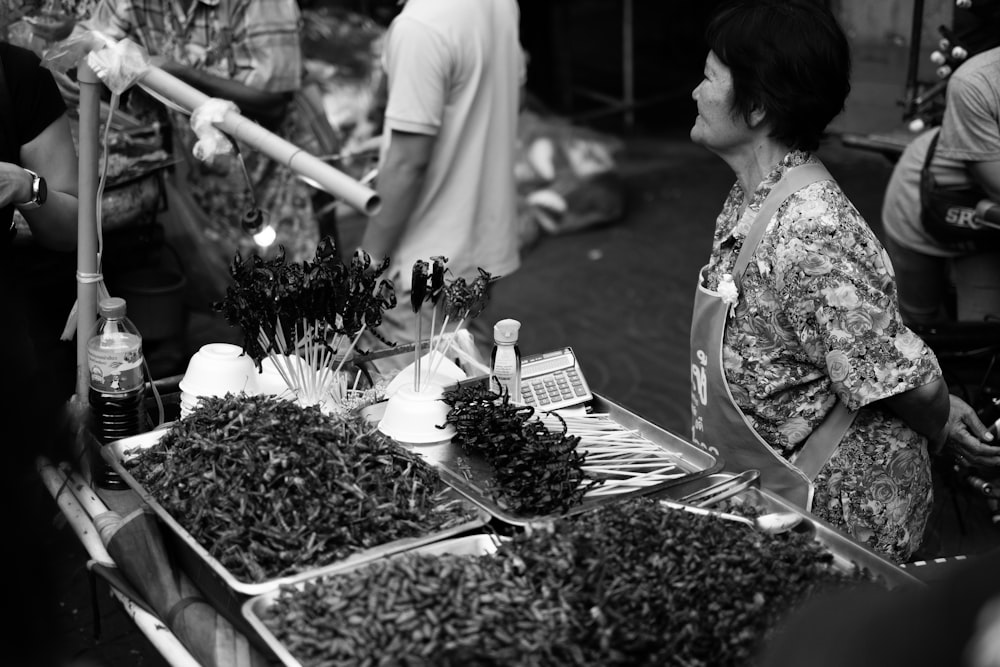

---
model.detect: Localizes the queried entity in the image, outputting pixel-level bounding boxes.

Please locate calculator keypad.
[520,367,590,409]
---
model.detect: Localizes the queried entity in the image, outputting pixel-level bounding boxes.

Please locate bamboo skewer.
[424,318,468,389]
[583,461,682,470]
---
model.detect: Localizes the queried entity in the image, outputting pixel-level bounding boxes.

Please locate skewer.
[583,470,683,482]
[585,461,680,472]
[585,467,689,493]
[579,447,679,458]
[425,318,467,385]
[411,261,429,392]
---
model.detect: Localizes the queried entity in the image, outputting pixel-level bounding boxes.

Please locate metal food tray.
[657,473,921,589]
[103,429,490,647]
[365,392,723,526]
[243,533,502,667]
[243,492,915,667]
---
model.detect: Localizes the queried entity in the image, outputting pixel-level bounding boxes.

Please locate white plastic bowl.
[178,343,258,398]
[378,383,456,444]
[384,351,467,398]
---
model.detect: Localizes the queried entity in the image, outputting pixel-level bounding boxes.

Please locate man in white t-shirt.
[360,0,525,369]
[882,46,1000,324]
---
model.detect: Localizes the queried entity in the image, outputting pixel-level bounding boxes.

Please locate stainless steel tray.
[103,428,489,645]
[657,472,921,588]
[243,491,915,667]
[364,392,723,526]
[243,533,502,667]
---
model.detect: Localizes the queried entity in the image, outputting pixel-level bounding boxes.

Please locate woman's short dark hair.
[705,0,852,151]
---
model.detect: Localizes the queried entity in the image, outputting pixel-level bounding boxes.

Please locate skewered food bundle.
[410,262,498,389]
[442,381,603,515]
[123,394,478,582]
[213,237,397,408]
[260,497,876,666]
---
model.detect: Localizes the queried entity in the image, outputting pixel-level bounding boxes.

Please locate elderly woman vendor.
[687,0,999,562]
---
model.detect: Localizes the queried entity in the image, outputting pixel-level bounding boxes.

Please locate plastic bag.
[515,110,625,239]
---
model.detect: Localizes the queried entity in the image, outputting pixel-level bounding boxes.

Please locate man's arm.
[969,159,1000,204]
[360,130,436,264]
[157,62,292,127]
[9,113,79,251]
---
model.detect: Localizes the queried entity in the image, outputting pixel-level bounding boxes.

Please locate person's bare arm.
[4,113,79,251]
[881,376,999,467]
[157,61,292,126]
[969,159,1000,204]
[360,130,436,264]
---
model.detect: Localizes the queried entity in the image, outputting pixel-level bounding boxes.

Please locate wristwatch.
[15,168,47,210]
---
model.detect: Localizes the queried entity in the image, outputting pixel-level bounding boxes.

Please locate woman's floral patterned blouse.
[703,150,942,562]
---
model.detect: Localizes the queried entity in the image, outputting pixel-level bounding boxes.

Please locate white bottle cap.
[493,318,521,344]
[100,296,127,319]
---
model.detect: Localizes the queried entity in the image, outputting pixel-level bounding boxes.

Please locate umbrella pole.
[75,62,101,482]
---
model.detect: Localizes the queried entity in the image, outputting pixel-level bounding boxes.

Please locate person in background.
[0,39,82,667]
[686,0,998,563]
[0,36,79,441]
[882,45,1000,325]
[72,0,316,306]
[360,0,524,369]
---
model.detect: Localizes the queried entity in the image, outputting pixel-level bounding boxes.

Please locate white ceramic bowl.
[378,383,456,445]
[178,343,258,398]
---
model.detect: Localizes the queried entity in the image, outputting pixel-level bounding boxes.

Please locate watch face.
[36,175,47,205]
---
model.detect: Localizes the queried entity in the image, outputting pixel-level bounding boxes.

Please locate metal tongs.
[658,498,814,538]
[676,469,761,508]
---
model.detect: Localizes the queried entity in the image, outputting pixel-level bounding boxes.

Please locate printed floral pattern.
[704,151,941,562]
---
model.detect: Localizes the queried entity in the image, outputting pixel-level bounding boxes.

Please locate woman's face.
[690,51,751,154]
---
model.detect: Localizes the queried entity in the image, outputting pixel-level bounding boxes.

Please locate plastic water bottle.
[88,297,146,487]
[491,319,522,403]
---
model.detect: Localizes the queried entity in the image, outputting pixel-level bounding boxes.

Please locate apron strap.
[732,160,857,486]
[793,399,856,479]
[733,162,832,281]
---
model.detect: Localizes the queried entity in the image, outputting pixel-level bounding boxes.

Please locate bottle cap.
[100,296,127,319]
[493,318,521,344]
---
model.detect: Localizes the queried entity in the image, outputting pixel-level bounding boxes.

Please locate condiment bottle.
[491,318,522,403]
[87,297,147,488]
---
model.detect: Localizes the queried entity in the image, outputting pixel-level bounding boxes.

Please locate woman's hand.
[881,377,1000,468]
[937,394,1000,468]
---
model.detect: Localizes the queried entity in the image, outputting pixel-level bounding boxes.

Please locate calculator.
[518,347,593,410]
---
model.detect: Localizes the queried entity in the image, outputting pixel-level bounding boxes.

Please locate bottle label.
[88,333,144,392]
[491,346,521,402]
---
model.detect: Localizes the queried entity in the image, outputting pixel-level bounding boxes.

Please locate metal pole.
[623,0,634,129]
[904,0,926,117]
[75,62,101,480]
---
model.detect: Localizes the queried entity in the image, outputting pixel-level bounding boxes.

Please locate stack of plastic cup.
[178,343,258,418]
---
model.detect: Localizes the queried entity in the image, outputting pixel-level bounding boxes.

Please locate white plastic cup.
[256,355,309,399]
[383,350,467,398]
[178,343,258,398]
[378,383,456,445]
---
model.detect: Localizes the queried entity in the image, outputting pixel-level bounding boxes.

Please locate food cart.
[40,362,922,666]
[37,35,925,667]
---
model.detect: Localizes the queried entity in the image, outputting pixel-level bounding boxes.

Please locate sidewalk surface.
[41,130,1000,666]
